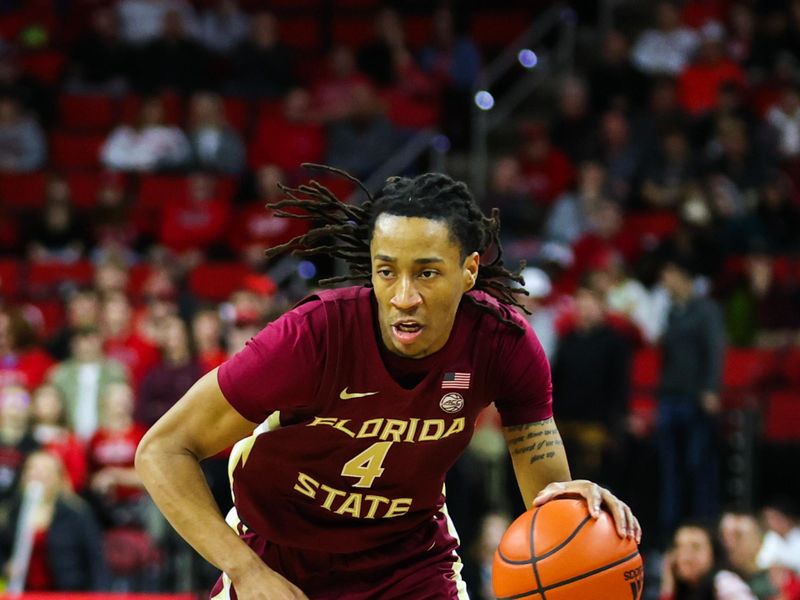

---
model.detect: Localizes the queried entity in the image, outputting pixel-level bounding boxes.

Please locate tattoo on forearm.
[506,419,563,464]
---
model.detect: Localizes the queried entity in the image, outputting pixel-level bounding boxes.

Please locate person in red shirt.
[137,167,641,599]
[0,307,55,392]
[30,384,86,492]
[87,381,146,526]
[678,21,746,116]
[192,308,227,373]
[101,291,159,388]
[517,121,575,206]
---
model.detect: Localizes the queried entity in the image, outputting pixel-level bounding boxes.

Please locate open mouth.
[391,321,424,345]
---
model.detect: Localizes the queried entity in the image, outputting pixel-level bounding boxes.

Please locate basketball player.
[136,168,642,599]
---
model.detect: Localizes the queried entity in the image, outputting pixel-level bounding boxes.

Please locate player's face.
[371,214,479,358]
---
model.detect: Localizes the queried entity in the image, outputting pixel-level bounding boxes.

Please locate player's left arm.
[503,418,641,543]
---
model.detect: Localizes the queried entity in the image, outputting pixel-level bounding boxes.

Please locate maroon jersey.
[218,286,552,553]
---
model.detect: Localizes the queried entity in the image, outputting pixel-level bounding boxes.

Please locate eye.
[376,267,394,279]
[419,270,439,279]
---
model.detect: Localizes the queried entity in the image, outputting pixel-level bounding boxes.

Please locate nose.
[391,276,422,311]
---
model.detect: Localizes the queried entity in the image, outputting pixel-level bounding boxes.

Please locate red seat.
[66,171,104,209]
[49,132,104,169]
[58,94,117,131]
[280,17,322,52]
[310,175,356,203]
[137,175,190,209]
[332,17,375,48]
[631,347,661,389]
[0,12,26,40]
[29,299,65,337]
[222,97,249,132]
[623,212,680,241]
[470,12,531,49]
[189,262,253,302]
[0,259,21,299]
[127,263,154,298]
[722,348,770,389]
[27,260,95,297]
[0,172,47,209]
[405,15,431,49]
[19,50,67,85]
[764,392,800,442]
[248,117,325,173]
[380,89,440,129]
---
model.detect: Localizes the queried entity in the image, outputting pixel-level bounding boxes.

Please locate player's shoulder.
[461,290,529,336]
[288,285,370,322]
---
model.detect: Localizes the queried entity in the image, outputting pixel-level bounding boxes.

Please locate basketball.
[493,499,643,600]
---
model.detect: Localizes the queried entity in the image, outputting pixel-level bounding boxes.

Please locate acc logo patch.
[439,392,464,414]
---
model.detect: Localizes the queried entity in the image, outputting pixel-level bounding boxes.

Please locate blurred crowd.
[0,0,799,598]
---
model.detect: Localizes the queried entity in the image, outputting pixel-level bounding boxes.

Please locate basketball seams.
[495,550,641,600]
[529,505,545,599]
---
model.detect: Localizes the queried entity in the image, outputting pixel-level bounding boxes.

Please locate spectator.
[197,0,248,56]
[0,451,109,591]
[357,7,406,88]
[469,513,512,600]
[589,30,649,113]
[484,156,544,262]
[757,498,800,575]
[90,175,140,261]
[326,83,404,178]
[641,128,697,209]
[86,382,147,528]
[545,160,610,245]
[187,92,245,174]
[518,267,559,360]
[0,386,38,517]
[677,22,746,117]
[597,110,644,203]
[192,308,226,372]
[657,258,725,542]
[551,284,630,484]
[766,85,800,160]
[132,9,210,94]
[419,6,480,92]
[48,326,128,441]
[726,3,756,66]
[248,88,325,174]
[719,511,776,599]
[227,10,294,97]
[632,1,699,76]
[68,6,132,94]
[117,0,197,46]
[46,288,101,362]
[659,521,757,600]
[229,165,310,268]
[30,384,86,493]
[312,45,373,123]
[137,315,203,426]
[100,291,159,388]
[550,76,598,164]
[23,175,88,263]
[0,95,46,172]
[101,95,190,172]
[705,119,766,198]
[0,308,54,391]
[94,258,130,297]
[724,252,800,347]
[753,175,800,253]
[571,200,639,284]
[157,172,231,256]
[517,122,575,206]
[634,77,689,156]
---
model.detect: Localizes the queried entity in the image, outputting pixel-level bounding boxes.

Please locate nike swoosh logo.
[339,387,379,400]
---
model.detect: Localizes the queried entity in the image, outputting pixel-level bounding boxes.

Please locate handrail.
[469,4,577,198]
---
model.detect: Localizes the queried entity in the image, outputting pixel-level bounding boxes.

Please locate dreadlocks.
[265,163,529,332]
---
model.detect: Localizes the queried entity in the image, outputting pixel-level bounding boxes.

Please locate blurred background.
[0,0,799,598]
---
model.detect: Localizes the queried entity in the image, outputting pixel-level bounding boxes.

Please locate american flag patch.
[442,372,471,389]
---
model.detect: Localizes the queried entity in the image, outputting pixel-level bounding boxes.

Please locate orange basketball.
[493,499,644,600]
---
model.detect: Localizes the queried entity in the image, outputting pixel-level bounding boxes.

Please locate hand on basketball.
[532,480,642,544]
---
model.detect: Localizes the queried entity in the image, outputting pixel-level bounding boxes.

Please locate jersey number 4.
[341,442,392,488]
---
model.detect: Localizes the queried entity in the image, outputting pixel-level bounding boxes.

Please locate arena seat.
[764,391,800,442]
[58,94,117,131]
[0,172,47,209]
[623,212,680,243]
[137,175,191,209]
[19,50,67,85]
[29,298,65,336]
[0,259,21,299]
[27,260,95,298]
[222,96,250,132]
[280,17,323,52]
[405,14,431,49]
[189,262,254,302]
[380,89,440,129]
[49,131,105,169]
[631,347,661,390]
[120,93,183,125]
[66,171,107,209]
[469,12,531,49]
[332,17,374,48]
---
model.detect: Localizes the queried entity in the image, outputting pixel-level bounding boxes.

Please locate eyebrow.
[374,255,444,264]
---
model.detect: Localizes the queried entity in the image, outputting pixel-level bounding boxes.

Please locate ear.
[462,252,480,292]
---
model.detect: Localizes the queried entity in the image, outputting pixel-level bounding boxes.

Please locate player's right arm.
[135,368,308,600]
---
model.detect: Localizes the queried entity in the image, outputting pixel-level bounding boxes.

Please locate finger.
[631,513,642,544]
[602,490,628,536]
[622,503,636,539]
[532,483,564,506]
[588,486,603,519]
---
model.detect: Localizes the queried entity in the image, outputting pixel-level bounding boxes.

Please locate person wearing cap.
[518,266,558,360]
[656,257,725,543]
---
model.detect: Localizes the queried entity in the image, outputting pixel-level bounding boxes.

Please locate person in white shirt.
[632,1,699,76]
[766,86,800,159]
[757,498,800,574]
[101,96,191,172]
[117,0,197,45]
